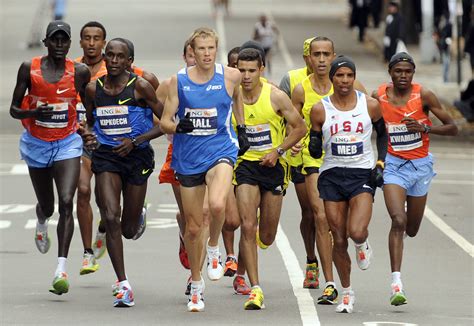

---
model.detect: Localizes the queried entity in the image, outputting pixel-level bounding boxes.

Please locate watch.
[131,137,138,147]
[423,124,431,134]
[276,147,285,156]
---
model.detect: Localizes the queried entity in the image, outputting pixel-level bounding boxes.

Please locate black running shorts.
[317,167,374,201]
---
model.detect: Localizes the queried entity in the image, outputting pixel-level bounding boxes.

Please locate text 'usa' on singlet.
[74,56,107,123]
[240,83,286,162]
[300,76,333,168]
[172,64,238,175]
[377,83,431,160]
[20,56,78,141]
[93,73,153,147]
[320,90,374,173]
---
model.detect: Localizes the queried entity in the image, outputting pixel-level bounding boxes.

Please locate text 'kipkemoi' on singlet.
[35,100,69,128]
[96,105,131,135]
[247,123,273,151]
[184,107,218,136]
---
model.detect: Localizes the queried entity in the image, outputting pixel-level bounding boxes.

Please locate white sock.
[354,240,366,248]
[119,279,131,290]
[342,286,352,294]
[236,273,245,278]
[326,281,336,288]
[251,285,261,290]
[55,257,67,275]
[207,242,219,253]
[392,272,402,285]
[191,279,203,288]
[37,220,48,232]
[227,254,237,260]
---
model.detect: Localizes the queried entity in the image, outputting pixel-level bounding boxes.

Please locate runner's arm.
[367,96,387,162]
[420,87,458,136]
[160,75,180,134]
[308,102,325,158]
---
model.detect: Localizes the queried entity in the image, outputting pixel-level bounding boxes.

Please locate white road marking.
[0,205,14,213]
[267,11,294,69]
[0,221,12,229]
[158,203,179,208]
[275,224,320,326]
[425,205,474,258]
[5,204,35,213]
[363,322,418,326]
[10,164,28,175]
[157,208,179,214]
[215,9,228,64]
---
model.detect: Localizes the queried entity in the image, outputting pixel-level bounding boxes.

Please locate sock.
[306,256,318,265]
[342,286,352,294]
[191,280,203,288]
[251,285,261,290]
[207,243,219,253]
[227,254,237,260]
[55,257,67,275]
[354,241,366,248]
[84,248,93,255]
[325,281,336,288]
[119,279,131,290]
[392,272,402,285]
[36,220,48,232]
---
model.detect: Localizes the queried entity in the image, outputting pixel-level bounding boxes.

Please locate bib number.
[185,107,218,136]
[331,135,363,158]
[247,124,272,151]
[388,124,422,151]
[96,105,131,135]
[35,101,69,129]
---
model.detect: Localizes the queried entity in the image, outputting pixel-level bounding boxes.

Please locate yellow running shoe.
[244,287,265,310]
[80,253,99,275]
[49,272,69,295]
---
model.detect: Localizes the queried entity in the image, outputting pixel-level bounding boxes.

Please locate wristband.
[423,124,431,134]
[276,147,285,156]
[131,137,138,147]
[376,160,385,169]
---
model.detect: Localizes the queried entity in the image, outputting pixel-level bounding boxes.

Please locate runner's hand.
[237,125,250,156]
[369,164,384,188]
[176,113,194,133]
[113,137,134,157]
[35,103,54,118]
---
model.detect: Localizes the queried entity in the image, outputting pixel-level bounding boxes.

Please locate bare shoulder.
[74,62,90,76]
[224,66,241,82]
[270,84,290,103]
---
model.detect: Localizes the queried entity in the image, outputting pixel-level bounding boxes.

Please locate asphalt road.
[0,1,472,325]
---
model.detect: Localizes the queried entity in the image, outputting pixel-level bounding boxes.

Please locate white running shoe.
[206,243,224,281]
[335,290,355,313]
[92,230,106,259]
[187,282,205,312]
[355,239,372,270]
[35,220,50,254]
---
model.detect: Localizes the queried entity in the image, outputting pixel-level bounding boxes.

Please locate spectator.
[434,13,453,82]
[383,1,405,62]
[454,79,474,122]
[349,0,370,42]
[253,14,279,74]
[465,11,474,77]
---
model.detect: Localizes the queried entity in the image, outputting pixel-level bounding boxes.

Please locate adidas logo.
[248,113,255,119]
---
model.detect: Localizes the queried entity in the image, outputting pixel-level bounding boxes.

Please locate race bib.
[35,101,68,128]
[247,123,272,151]
[96,105,131,135]
[185,107,218,136]
[331,135,363,157]
[388,124,422,151]
[76,102,86,123]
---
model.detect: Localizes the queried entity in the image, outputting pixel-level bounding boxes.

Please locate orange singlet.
[159,143,179,185]
[20,56,78,141]
[377,83,431,160]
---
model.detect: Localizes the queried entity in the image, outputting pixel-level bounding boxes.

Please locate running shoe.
[111,280,120,296]
[355,239,372,270]
[224,255,238,277]
[390,283,407,306]
[303,262,319,289]
[114,286,135,307]
[92,230,106,259]
[335,290,355,313]
[206,244,224,281]
[179,234,190,270]
[317,284,338,305]
[35,220,51,254]
[79,252,99,275]
[49,272,69,295]
[233,275,251,295]
[187,282,205,312]
[185,275,192,295]
[132,206,147,240]
[244,287,265,310]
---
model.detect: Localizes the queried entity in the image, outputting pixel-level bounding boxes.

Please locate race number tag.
[35,101,68,128]
[96,105,131,135]
[247,124,272,151]
[185,107,218,136]
[388,124,422,151]
[76,102,86,123]
[331,135,363,158]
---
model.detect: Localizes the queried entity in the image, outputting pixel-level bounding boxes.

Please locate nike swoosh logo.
[352,113,362,117]
[56,88,70,94]
[118,98,132,105]
[338,62,346,66]
[142,168,151,175]
[404,110,417,117]
[362,184,373,189]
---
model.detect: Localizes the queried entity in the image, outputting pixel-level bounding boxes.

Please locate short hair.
[188,27,219,49]
[183,39,191,56]
[237,48,263,67]
[309,36,335,54]
[107,38,131,58]
[227,47,240,64]
[80,21,106,40]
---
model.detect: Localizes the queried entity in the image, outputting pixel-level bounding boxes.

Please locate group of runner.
[9,20,458,313]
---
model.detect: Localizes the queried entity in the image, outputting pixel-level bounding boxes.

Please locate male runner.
[74,21,108,274]
[84,38,163,307]
[374,52,458,306]
[235,48,306,310]
[160,27,249,312]
[308,55,387,313]
[10,21,90,295]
